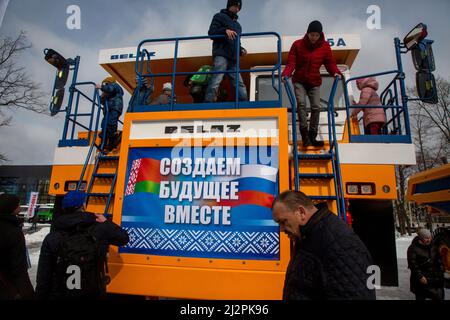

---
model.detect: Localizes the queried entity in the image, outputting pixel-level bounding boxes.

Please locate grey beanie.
[417,228,431,240]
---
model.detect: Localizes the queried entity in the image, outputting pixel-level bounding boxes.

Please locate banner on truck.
[120,146,280,260]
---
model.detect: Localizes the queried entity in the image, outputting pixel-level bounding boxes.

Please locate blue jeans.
[204,56,248,102]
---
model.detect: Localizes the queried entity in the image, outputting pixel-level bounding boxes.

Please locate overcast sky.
[1,0,449,165]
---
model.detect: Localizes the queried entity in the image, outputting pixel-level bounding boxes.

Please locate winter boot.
[309,130,324,147]
[103,137,114,152]
[300,128,312,147]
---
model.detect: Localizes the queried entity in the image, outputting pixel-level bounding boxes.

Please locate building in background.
[0,165,54,204]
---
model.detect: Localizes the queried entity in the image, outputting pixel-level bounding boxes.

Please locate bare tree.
[0,31,47,161]
[395,77,450,233]
[422,77,450,144]
[408,77,450,169]
[395,165,413,235]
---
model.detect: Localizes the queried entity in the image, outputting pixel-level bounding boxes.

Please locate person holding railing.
[95,77,124,152]
[350,77,387,135]
[282,21,342,148]
[204,0,248,103]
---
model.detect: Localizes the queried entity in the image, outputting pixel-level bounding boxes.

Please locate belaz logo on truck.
[165,124,241,134]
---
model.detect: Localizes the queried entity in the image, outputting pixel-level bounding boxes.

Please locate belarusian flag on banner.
[125,158,162,196]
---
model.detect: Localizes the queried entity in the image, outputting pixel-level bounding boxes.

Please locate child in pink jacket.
[351,77,387,135]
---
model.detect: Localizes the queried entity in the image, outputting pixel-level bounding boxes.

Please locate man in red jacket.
[282,21,342,147]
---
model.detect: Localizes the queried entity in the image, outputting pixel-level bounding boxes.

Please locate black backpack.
[56,224,109,299]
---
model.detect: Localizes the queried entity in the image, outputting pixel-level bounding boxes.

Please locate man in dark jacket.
[407,228,444,300]
[0,194,35,299]
[35,191,129,300]
[204,0,248,102]
[272,190,376,300]
[96,76,124,151]
[282,20,343,147]
[128,78,153,112]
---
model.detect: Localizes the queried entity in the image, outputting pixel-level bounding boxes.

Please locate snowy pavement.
[24,223,51,288]
[23,226,449,300]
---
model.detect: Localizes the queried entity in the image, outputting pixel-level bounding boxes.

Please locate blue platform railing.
[133,32,283,111]
[55,55,123,149]
[59,81,105,148]
[343,38,412,144]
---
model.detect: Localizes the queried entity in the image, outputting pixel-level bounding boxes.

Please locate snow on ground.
[24,224,51,246]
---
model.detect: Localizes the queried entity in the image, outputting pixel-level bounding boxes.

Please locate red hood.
[356,77,379,91]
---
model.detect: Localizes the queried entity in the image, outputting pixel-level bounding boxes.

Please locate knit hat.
[0,194,20,215]
[163,82,172,91]
[307,20,323,34]
[417,228,432,240]
[227,0,242,9]
[102,76,116,84]
[62,191,87,209]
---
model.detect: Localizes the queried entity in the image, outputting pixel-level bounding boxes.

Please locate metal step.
[298,153,332,160]
[98,155,119,161]
[93,173,115,179]
[298,173,334,179]
[87,193,114,198]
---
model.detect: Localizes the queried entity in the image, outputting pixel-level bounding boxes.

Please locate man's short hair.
[272,190,315,211]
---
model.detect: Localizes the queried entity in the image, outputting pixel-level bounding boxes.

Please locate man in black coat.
[0,194,35,299]
[407,228,444,300]
[36,191,129,299]
[272,190,376,300]
[204,0,248,102]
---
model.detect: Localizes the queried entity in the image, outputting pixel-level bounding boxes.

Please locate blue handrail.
[328,76,346,221]
[61,56,81,142]
[344,72,405,140]
[283,77,299,190]
[134,32,283,108]
[76,86,104,189]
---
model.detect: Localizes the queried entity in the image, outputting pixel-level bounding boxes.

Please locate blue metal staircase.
[284,76,346,220]
[67,82,120,218]
[82,152,119,218]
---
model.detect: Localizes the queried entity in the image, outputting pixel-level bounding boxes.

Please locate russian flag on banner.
[204,164,278,208]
